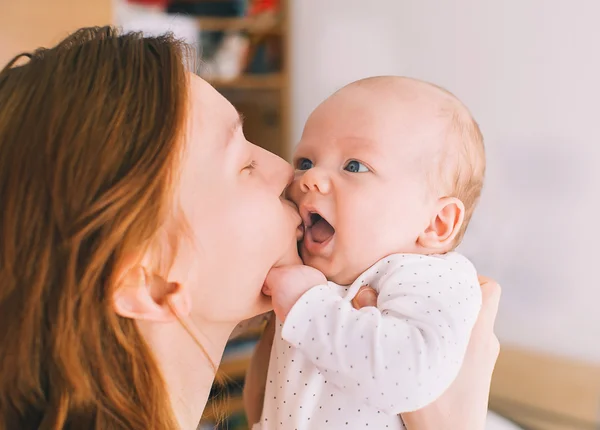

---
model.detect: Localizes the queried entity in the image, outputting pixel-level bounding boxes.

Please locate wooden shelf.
[206,73,284,90]
[490,346,600,430]
[192,1,290,161]
[197,16,283,34]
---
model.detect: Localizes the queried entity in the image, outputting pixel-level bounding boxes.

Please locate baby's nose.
[300,167,331,194]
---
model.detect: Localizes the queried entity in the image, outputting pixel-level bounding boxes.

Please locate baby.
[257,76,486,429]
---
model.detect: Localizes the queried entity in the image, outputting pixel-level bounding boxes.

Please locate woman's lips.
[281,197,299,213]
[296,223,305,240]
[281,198,303,236]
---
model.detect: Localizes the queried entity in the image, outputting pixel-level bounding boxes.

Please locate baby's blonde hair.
[434,85,486,247]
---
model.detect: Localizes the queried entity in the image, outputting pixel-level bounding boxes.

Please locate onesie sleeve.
[281,254,482,414]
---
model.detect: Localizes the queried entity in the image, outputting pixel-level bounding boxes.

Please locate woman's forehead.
[188,74,232,122]
[186,74,239,153]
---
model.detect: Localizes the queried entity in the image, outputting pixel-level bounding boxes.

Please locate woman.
[0,27,500,430]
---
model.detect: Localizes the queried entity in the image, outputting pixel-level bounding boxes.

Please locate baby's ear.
[417,197,465,251]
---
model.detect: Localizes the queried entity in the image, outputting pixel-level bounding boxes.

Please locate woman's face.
[169,75,301,324]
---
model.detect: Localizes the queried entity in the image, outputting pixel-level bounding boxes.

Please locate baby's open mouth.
[306,212,335,244]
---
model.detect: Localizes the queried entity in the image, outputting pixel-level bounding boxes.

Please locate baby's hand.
[263,265,327,322]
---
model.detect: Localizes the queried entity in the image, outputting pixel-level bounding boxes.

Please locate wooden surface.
[197,16,283,34]
[490,346,600,429]
[207,73,284,89]
[0,0,112,66]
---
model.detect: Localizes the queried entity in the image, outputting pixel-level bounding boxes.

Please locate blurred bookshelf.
[167,0,292,161]
[120,0,292,160]
[206,73,283,89]
[196,16,284,34]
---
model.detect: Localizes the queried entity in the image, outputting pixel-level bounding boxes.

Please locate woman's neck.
[140,317,237,429]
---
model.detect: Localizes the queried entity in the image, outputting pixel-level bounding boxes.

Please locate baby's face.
[288,85,446,285]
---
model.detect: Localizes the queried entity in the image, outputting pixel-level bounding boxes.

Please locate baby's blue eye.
[297,158,314,170]
[344,160,369,173]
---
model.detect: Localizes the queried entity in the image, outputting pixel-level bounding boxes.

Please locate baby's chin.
[301,254,363,286]
[327,269,364,286]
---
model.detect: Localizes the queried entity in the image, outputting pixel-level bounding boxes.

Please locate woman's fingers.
[473,276,502,362]
[477,274,493,285]
[477,276,502,333]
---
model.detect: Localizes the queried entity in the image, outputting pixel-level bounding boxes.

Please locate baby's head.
[288,76,485,285]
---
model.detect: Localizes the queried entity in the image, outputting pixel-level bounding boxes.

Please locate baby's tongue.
[310,218,335,243]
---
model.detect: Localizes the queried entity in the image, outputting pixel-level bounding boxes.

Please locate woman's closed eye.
[296,158,313,171]
[243,160,257,173]
[344,160,369,173]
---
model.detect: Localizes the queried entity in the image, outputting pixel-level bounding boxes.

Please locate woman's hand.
[354,276,501,430]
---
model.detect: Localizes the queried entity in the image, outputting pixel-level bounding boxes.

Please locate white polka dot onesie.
[254,253,482,429]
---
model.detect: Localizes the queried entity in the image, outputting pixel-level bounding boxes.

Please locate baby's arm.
[279,255,482,414]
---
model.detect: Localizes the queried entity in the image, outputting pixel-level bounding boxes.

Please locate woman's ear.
[112,263,191,322]
[417,197,465,251]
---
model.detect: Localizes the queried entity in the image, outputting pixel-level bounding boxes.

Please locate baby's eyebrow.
[340,136,383,155]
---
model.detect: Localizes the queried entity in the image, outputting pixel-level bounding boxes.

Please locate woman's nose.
[300,167,331,195]
[260,145,294,193]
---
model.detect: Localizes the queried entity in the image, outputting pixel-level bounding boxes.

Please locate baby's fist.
[263,265,327,322]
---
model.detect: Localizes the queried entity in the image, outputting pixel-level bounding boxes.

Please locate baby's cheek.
[339,225,382,269]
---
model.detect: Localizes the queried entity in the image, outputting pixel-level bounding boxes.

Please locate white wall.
[291,0,600,363]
